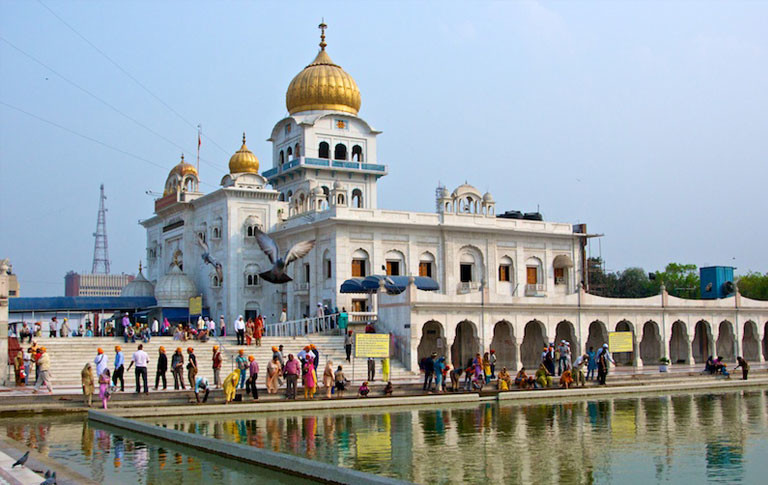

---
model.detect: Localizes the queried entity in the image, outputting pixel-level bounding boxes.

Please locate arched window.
[385,250,406,276]
[294,143,300,158]
[245,264,260,287]
[287,190,293,202]
[351,249,369,277]
[352,145,363,162]
[318,142,330,159]
[286,147,293,159]
[323,250,332,280]
[334,143,347,160]
[351,189,363,208]
[278,192,285,202]
[419,252,435,278]
[337,194,345,205]
[525,257,544,294]
[498,256,513,283]
[247,226,253,237]
[279,150,284,165]
[459,252,475,283]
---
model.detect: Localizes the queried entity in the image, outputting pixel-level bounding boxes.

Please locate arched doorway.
[692,320,713,363]
[716,321,735,362]
[764,322,768,361]
[742,321,759,362]
[417,321,445,363]
[614,320,634,365]
[490,321,516,371]
[555,321,577,365]
[669,321,689,364]
[585,321,608,354]
[521,320,547,369]
[640,321,662,365]
[451,321,480,369]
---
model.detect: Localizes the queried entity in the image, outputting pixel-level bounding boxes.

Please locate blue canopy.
[339,278,369,294]
[9,296,157,313]
[343,275,440,294]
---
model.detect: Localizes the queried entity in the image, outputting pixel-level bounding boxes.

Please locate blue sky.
[1,1,766,296]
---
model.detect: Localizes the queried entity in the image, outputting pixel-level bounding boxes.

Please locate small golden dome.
[229,133,260,174]
[286,23,361,115]
[164,154,198,196]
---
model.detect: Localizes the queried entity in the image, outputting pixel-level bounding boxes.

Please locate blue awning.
[162,307,210,322]
[340,278,370,294]
[347,275,440,294]
[9,296,157,313]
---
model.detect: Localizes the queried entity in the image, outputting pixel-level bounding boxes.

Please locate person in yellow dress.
[81,363,95,406]
[382,357,390,382]
[222,368,241,404]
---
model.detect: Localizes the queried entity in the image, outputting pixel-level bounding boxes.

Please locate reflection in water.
[154,389,768,484]
[0,415,314,484]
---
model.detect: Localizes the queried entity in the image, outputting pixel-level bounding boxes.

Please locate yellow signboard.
[189,296,202,316]
[609,331,633,353]
[355,333,390,358]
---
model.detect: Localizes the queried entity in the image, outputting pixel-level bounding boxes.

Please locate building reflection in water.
[151,389,767,483]
[0,389,765,484]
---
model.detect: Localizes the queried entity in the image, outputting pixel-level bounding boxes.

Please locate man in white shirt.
[151,318,159,336]
[234,315,245,345]
[127,344,150,394]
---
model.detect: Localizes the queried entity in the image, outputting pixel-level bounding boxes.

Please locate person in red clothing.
[254,315,264,346]
[212,345,222,388]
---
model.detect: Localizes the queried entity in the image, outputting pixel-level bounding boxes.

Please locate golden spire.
[242,132,247,145]
[181,153,185,162]
[319,20,327,51]
[138,261,143,273]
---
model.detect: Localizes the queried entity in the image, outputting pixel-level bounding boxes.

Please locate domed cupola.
[154,262,197,307]
[121,262,155,297]
[285,22,361,116]
[229,133,260,174]
[164,154,199,196]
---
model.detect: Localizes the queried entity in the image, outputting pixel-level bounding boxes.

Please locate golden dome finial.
[229,132,259,174]
[319,20,327,51]
[138,261,143,273]
[180,153,185,162]
[242,132,246,145]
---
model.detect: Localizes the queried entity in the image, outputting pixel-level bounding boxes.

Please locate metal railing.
[525,283,547,295]
[348,312,378,324]
[265,313,340,337]
[457,281,481,293]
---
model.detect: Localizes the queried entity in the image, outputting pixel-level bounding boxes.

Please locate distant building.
[65,271,133,297]
[1,259,19,298]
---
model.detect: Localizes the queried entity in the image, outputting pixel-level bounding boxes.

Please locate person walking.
[334,365,349,398]
[247,355,259,400]
[219,315,226,337]
[303,357,317,400]
[235,350,248,389]
[596,344,615,385]
[151,318,159,336]
[344,330,353,362]
[284,354,300,399]
[121,313,131,341]
[32,347,52,394]
[60,318,71,338]
[94,348,107,377]
[434,356,446,392]
[586,347,597,381]
[367,357,376,382]
[323,360,334,399]
[127,344,149,394]
[48,317,57,338]
[81,363,94,406]
[23,348,32,386]
[155,346,167,390]
[234,316,245,345]
[338,307,348,336]
[212,346,222,388]
[171,348,185,390]
[489,350,497,378]
[99,369,111,409]
[186,348,198,389]
[255,315,264,346]
[734,356,750,380]
[267,356,281,394]
[113,346,125,392]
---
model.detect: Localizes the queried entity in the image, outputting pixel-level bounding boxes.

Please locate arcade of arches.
[414,317,768,371]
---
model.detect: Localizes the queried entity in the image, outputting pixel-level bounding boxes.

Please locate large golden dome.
[286,25,361,115]
[229,133,260,174]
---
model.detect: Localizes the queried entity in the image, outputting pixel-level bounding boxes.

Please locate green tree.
[614,267,655,298]
[737,272,768,300]
[650,263,700,299]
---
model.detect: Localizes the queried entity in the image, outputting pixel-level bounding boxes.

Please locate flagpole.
[197,124,202,174]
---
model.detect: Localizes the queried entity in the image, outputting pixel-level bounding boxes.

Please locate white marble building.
[139,28,768,369]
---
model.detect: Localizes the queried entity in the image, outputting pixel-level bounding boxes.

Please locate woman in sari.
[323,360,334,398]
[222,368,241,404]
[266,356,281,394]
[303,359,317,399]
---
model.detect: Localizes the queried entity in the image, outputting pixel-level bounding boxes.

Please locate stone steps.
[22,336,417,388]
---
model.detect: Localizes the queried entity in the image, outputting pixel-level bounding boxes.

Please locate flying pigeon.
[40,470,56,485]
[12,451,29,468]
[196,234,224,283]
[252,227,315,284]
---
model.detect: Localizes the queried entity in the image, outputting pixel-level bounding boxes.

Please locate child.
[99,369,112,409]
[358,381,370,397]
[383,381,393,396]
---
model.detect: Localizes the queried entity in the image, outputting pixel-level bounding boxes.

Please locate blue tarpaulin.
[9,296,157,313]
[341,275,440,294]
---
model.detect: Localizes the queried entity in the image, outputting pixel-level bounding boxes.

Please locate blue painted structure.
[9,296,157,312]
[700,266,735,299]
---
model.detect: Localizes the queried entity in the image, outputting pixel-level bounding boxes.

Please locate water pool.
[0,414,316,484]
[147,388,768,484]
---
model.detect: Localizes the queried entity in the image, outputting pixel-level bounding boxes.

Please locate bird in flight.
[252,227,315,284]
